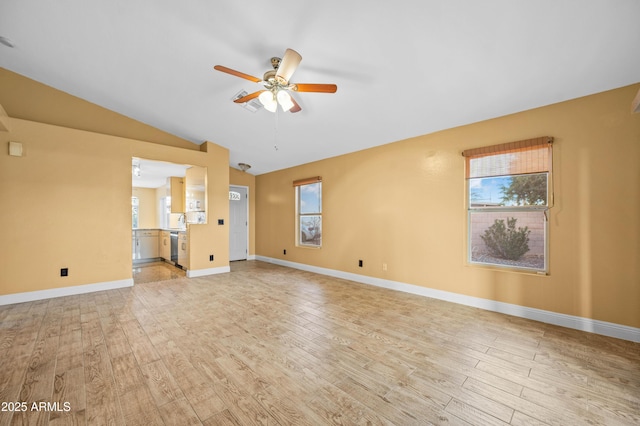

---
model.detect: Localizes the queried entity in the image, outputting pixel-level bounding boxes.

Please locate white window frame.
[294,177,322,248]
[464,138,553,274]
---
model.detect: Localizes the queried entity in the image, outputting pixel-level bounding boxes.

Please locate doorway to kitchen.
[229,185,248,261]
[132,157,204,279]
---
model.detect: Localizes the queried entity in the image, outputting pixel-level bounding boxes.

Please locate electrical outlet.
[209,255,214,261]
[60,268,68,277]
[218,219,224,225]
[382,263,387,271]
[283,249,286,255]
[358,260,363,267]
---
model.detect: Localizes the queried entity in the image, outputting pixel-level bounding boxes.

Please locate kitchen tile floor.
[132,261,185,284]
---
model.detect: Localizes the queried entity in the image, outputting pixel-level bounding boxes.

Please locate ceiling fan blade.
[275,48,302,83]
[233,90,264,103]
[289,94,302,113]
[292,83,338,93]
[214,65,262,83]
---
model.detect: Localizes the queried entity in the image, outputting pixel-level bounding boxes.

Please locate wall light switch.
[9,141,23,157]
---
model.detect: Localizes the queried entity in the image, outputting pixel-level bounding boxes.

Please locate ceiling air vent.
[232,90,262,113]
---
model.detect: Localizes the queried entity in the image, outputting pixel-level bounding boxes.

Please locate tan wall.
[190,142,230,270]
[229,167,256,256]
[256,83,640,329]
[0,117,229,295]
[0,68,196,149]
[155,185,169,225]
[132,187,158,229]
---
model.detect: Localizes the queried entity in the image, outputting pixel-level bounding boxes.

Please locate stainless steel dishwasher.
[170,231,178,264]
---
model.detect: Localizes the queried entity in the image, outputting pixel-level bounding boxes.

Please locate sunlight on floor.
[132,261,185,284]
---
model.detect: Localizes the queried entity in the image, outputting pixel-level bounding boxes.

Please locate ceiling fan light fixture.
[277,90,294,112]
[259,90,278,112]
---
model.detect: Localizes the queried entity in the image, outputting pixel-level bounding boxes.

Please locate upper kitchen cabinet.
[169,176,185,213]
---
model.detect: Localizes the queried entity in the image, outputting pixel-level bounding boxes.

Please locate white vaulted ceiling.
[1,1,639,175]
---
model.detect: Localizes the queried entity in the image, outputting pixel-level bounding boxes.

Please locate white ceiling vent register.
[232,90,263,113]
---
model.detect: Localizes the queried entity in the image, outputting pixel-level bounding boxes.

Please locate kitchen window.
[463,137,553,273]
[294,177,322,247]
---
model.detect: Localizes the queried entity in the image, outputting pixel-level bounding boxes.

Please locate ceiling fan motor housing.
[263,69,277,83]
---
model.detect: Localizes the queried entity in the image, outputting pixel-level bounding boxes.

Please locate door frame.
[229,185,250,261]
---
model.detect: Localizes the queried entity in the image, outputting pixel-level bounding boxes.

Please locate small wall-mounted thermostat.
[9,141,23,157]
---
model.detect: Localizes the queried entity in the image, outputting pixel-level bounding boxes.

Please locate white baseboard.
[256,256,640,343]
[0,279,134,306]
[247,254,256,261]
[187,266,231,278]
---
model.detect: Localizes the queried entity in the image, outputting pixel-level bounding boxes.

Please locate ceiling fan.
[214,48,337,113]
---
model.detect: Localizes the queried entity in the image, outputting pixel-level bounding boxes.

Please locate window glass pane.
[469,173,547,207]
[300,215,322,246]
[299,182,321,214]
[469,210,546,271]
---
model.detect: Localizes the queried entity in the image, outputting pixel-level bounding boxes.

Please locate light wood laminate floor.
[0,260,638,425]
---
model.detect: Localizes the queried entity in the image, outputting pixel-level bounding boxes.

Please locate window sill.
[466,261,548,276]
[296,244,322,249]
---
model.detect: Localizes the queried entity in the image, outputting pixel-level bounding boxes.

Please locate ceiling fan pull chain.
[273,107,279,151]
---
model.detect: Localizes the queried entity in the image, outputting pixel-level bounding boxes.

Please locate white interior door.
[229,186,248,261]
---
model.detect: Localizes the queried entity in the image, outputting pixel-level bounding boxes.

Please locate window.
[294,177,322,247]
[463,137,553,272]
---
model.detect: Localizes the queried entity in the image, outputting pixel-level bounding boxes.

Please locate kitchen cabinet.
[170,176,185,213]
[178,231,188,269]
[132,231,136,260]
[160,230,171,260]
[133,230,159,262]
